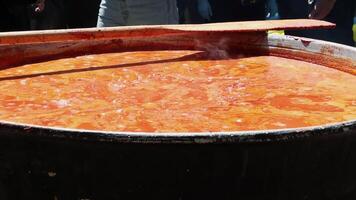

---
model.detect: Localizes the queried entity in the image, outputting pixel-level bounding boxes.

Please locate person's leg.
[177,0,186,23]
[0,1,12,31]
[209,0,266,22]
[167,0,179,24]
[276,0,309,19]
[97,0,127,27]
[33,0,67,30]
[235,0,267,21]
[209,0,236,22]
[125,0,178,25]
[2,1,31,31]
[187,0,206,24]
[66,0,101,28]
[266,0,279,20]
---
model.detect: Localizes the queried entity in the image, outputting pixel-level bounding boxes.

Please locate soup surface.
[0,50,355,132]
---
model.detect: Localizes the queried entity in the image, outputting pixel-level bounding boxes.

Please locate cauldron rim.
[0,119,355,143]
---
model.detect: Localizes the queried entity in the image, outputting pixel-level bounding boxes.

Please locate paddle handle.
[0,19,334,45]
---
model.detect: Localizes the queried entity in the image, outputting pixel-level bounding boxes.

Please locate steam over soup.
[0,50,355,132]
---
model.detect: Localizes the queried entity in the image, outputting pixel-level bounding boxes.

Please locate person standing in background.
[277,0,355,46]
[97,0,179,27]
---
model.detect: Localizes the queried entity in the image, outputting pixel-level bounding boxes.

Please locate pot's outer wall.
[1,131,356,199]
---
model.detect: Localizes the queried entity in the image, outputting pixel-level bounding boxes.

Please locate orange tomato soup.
[0,50,355,132]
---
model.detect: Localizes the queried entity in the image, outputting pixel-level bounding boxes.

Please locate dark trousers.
[277,0,355,46]
[209,0,267,22]
[177,0,205,24]
[0,0,101,32]
[65,0,101,28]
[0,0,31,32]
[31,0,67,30]
[32,0,101,30]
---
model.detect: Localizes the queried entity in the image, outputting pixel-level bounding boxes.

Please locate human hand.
[197,0,213,21]
[35,0,45,13]
[309,0,336,19]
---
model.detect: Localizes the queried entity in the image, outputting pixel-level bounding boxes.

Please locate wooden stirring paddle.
[0,19,335,45]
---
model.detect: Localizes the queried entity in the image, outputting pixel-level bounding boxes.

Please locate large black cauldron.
[0,28,355,199]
